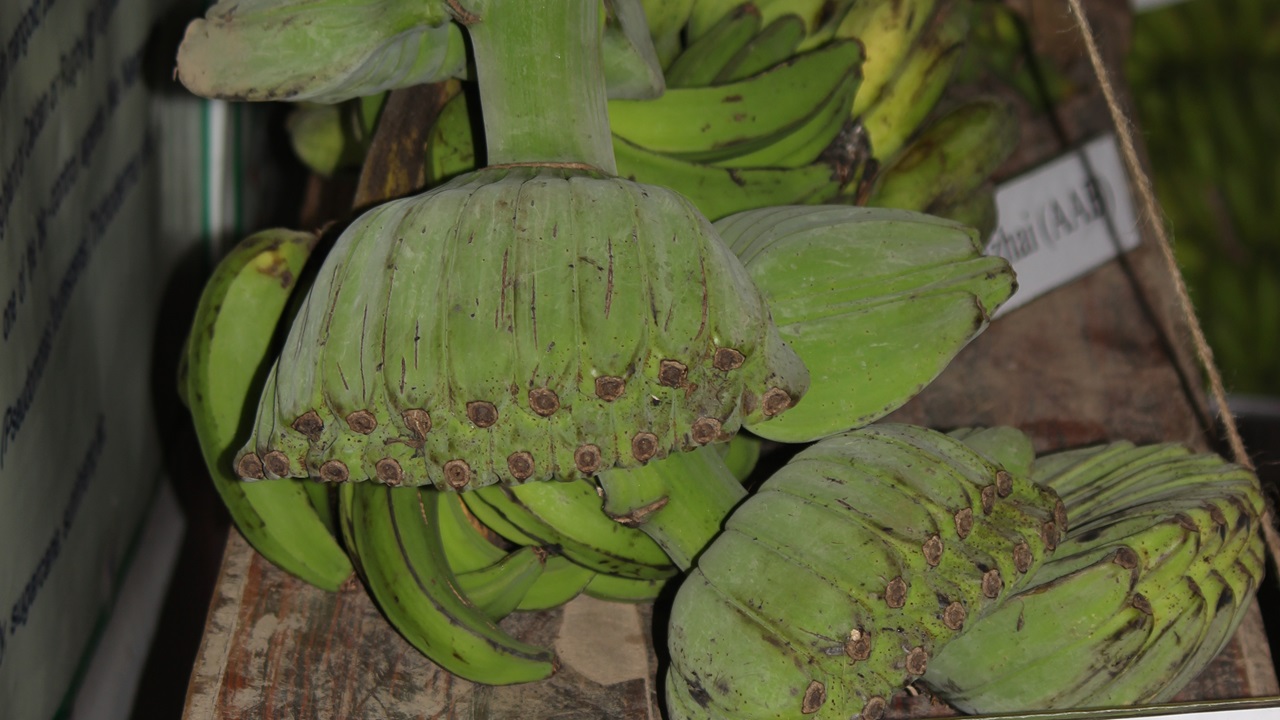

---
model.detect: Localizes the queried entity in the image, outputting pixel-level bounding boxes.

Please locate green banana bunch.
[713,205,1016,442]
[665,423,1064,719]
[182,228,353,591]
[338,482,557,684]
[423,89,849,221]
[233,1,810,490]
[923,440,1267,712]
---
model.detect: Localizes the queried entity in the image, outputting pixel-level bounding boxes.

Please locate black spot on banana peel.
[236,166,808,489]
[665,424,1063,720]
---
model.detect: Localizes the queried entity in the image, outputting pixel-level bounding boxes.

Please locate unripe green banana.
[598,445,748,570]
[178,0,664,104]
[923,442,1267,713]
[927,182,999,240]
[614,139,845,221]
[455,545,547,619]
[183,228,353,591]
[714,205,1015,442]
[286,93,387,177]
[470,477,679,580]
[609,40,864,163]
[947,425,1034,481]
[177,0,466,103]
[663,4,762,87]
[710,58,862,169]
[515,553,598,611]
[437,490,510,574]
[714,15,807,84]
[865,97,1019,214]
[666,424,1063,719]
[715,432,762,482]
[583,571,668,602]
[338,482,556,683]
[238,166,808,489]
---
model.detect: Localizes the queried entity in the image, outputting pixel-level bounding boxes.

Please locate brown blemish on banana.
[995,469,1013,497]
[1013,542,1032,573]
[954,507,974,539]
[982,569,1003,598]
[402,409,432,443]
[844,628,871,661]
[574,444,602,473]
[262,451,291,477]
[1132,593,1153,615]
[1055,499,1069,533]
[444,459,471,489]
[632,432,659,462]
[292,411,324,441]
[691,417,722,445]
[713,347,745,371]
[528,388,560,416]
[1210,505,1228,527]
[862,696,887,720]
[320,460,349,483]
[905,647,929,676]
[761,387,791,417]
[659,359,688,387]
[375,458,403,485]
[885,577,907,608]
[801,680,826,714]
[237,453,265,480]
[1113,547,1140,569]
[943,601,966,630]
[923,535,943,566]
[1041,521,1059,551]
[595,376,626,401]
[507,451,535,480]
[980,485,996,514]
[467,401,498,428]
[346,410,377,434]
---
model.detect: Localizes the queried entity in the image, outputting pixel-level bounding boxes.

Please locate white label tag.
[986,133,1142,316]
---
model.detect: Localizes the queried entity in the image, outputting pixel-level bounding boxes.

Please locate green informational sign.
[1,0,169,716]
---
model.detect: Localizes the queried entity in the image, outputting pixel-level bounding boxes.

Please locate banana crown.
[236,165,808,489]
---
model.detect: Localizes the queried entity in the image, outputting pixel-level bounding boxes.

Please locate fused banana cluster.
[235,165,808,489]
[666,424,1064,720]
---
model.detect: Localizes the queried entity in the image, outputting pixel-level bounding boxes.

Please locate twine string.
[1064,0,1280,562]
[1064,0,1250,468]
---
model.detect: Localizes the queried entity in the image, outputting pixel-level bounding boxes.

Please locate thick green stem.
[597,447,748,571]
[463,0,616,172]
